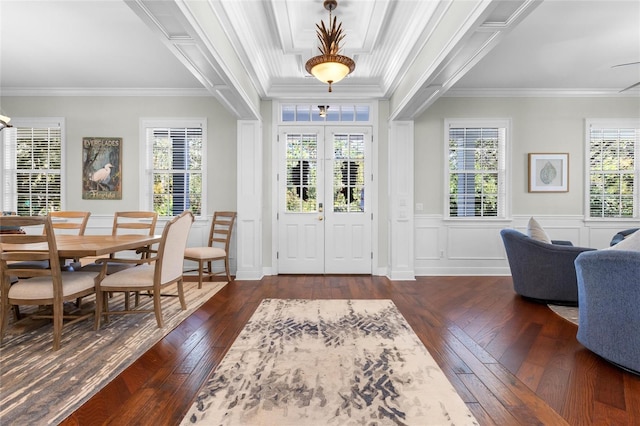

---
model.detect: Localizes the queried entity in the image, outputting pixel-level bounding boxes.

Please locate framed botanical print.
[528,153,569,192]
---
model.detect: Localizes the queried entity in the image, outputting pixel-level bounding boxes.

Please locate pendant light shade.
[305,0,355,92]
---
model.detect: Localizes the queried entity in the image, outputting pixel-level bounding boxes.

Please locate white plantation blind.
[141,119,206,218]
[587,120,639,218]
[445,119,508,218]
[2,119,64,215]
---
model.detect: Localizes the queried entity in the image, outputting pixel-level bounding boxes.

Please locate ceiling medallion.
[305,0,355,92]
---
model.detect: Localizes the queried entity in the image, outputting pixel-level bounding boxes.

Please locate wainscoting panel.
[447,226,504,260]
[415,225,440,260]
[413,214,640,276]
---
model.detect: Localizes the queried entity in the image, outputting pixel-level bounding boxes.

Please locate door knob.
[319,215,324,221]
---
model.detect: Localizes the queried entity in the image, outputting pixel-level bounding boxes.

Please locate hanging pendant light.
[305,0,355,92]
[318,105,329,117]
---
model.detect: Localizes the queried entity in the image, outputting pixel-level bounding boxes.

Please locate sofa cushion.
[527,217,551,244]
[606,228,640,251]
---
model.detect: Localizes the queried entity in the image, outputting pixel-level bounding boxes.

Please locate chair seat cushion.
[99,264,156,289]
[9,272,98,300]
[184,247,226,260]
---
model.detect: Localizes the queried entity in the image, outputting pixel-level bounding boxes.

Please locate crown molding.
[443,88,640,97]
[0,87,211,97]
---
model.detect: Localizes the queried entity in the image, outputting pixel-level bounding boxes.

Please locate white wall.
[2,95,239,269]
[4,95,639,276]
[412,96,640,275]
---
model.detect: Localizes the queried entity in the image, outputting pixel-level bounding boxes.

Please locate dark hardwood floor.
[60,275,640,425]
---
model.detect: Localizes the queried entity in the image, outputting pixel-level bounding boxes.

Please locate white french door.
[277,126,372,274]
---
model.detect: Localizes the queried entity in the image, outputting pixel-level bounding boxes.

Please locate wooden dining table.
[2,234,162,259]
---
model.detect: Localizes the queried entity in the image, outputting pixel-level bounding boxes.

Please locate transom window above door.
[280,104,370,123]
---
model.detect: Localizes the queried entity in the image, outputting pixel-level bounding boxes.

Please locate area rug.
[0,280,226,425]
[548,304,579,325]
[181,298,479,426]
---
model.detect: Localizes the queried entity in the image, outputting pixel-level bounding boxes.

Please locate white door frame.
[270,101,379,275]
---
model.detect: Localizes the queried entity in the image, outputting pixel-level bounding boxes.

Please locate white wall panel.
[448,227,504,260]
[413,214,639,276]
[415,225,440,260]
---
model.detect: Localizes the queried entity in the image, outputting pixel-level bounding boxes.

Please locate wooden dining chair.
[94,211,194,329]
[0,216,98,351]
[81,211,158,274]
[7,211,91,272]
[184,211,236,288]
[49,211,91,270]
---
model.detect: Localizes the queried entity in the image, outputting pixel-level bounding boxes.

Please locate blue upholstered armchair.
[575,250,640,375]
[500,229,595,305]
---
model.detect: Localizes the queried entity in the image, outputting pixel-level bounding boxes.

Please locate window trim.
[139,118,207,219]
[1,117,66,213]
[443,118,511,220]
[584,118,640,221]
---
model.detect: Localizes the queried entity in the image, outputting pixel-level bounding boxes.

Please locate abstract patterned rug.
[182,298,479,426]
[0,281,226,425]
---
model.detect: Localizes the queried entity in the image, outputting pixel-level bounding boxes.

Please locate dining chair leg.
[94,290,103,330]
[197,260,204,289]
[52,301,63,351]
[0,303,7,345]
[153,292,163,328]
[178,278,187,310]
[12,305,21,321]
[103,292,111,324]
[225,258,231,281]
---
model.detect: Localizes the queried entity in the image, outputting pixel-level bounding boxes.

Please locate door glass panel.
[286,133,317,212]
[333,133,365,212]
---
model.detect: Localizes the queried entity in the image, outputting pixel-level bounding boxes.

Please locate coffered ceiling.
[1,0,639,117]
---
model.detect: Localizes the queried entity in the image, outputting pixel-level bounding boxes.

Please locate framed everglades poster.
[528,153,569,192]
[82,137,122,199]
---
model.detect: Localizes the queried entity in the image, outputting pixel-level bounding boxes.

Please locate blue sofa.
[575,250,640,375]
[500,229,595,305]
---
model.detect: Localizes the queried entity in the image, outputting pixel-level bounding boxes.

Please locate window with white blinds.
[586,119,639,219]
[1,118,64,215]
[140,119,206,218]
[445,119,508,219]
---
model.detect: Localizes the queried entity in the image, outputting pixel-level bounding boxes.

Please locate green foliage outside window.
[15,128,62,215]
[448,127,501,217]
[589,129,636,218]
[151,129,202,217]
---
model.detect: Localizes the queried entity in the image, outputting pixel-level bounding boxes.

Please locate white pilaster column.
[388,121,415,280]
[236,120,263,280]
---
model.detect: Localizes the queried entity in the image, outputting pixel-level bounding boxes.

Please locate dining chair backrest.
[112,211,158,236]
[48,211,91,235]
[155,211,194,285]
[48,211,92,269]
[111,211,158,259]
[1,216,61,276]
[208,211,236,252]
